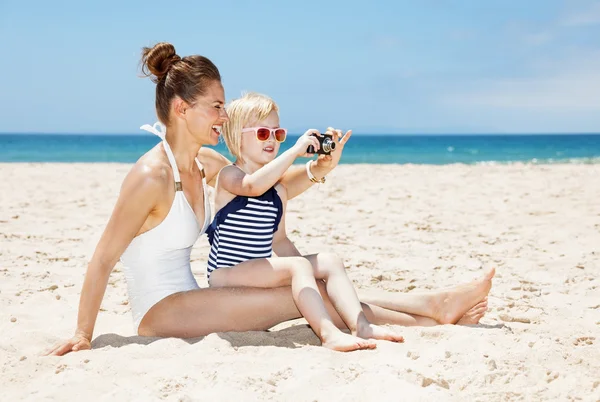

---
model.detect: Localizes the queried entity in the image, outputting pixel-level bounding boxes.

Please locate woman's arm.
[45,161,166,356]
[272,186,302,257]
[273,235,303,257]
[197,147,232,188]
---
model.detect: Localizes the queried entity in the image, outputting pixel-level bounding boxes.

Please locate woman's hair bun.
[141,42,182,83]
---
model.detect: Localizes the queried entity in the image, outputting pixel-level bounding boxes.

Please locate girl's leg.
[138,270,494,339]
[207,257,375,352]
[304,253,404,342]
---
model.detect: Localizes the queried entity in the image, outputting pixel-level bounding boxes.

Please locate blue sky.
[1,0,599,134]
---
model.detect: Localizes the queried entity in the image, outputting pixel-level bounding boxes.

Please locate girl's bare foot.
[355,321,405,343]
[321,331,377,352]
[433,267,495,325]
[456,298,488,325]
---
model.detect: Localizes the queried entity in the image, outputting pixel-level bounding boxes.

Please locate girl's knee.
[316,252,346,275]
[289,257,314,277]
[318,252,344,266]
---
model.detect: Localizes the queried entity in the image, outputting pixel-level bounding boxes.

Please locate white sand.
[1,163,599,401]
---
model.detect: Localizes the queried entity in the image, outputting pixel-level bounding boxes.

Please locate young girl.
[206,92,405,352]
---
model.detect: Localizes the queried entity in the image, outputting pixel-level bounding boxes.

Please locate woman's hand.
[44,331,91,356]
[42,156,165,357]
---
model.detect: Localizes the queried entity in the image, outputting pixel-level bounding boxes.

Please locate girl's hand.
[292,129,322,157]
[315,127,352,169]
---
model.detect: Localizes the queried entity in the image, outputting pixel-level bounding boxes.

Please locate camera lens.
[322,138,336,153]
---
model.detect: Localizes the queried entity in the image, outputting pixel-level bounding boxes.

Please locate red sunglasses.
[241,127,287,143]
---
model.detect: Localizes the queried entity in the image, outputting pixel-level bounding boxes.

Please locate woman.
[47,42,493,356]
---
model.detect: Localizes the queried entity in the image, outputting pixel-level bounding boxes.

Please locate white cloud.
[441,72,600,112]
[515,3,600,47]
[561,1,600,27]
[373,35,402,50]
[523,31,553,46]
[441,50,600,111]
[437,52,600,132]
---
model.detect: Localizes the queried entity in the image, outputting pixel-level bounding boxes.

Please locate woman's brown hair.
[141,42,221,124]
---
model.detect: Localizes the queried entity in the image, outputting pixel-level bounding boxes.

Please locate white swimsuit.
[120,123,211,333]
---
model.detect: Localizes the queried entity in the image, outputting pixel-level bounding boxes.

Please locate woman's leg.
[358,267,495,324]
[139,269,495,339]
[201,257,375,352]
[139,285,304,338]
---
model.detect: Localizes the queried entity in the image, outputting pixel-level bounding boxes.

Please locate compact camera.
[307,133,336,155]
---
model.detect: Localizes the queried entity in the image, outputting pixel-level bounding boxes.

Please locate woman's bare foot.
[321,331,377,352]
[456,298,488,325]
[355,320,405,343]
[433,267,495,325]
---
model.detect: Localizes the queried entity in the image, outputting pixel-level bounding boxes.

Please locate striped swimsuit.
[206,186,283,280]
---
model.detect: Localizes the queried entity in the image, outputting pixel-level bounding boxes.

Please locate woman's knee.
[207,268,228,287]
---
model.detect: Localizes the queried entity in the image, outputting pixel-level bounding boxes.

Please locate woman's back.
[121,127,211,331]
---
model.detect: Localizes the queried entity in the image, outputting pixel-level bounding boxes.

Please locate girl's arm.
[279,129,352,199]
[199,129,351,199]
[219,131,320,197]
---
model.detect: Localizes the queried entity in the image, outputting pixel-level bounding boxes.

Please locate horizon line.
[1,132,600,136]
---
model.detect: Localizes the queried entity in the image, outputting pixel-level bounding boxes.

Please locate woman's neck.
[165,127,203,174]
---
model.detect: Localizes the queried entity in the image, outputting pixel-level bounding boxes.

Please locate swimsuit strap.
[140,122,182,190]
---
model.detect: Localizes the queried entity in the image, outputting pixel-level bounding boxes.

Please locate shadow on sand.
[91,324,320,350]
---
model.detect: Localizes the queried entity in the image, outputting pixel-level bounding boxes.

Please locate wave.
[475,156,600,166]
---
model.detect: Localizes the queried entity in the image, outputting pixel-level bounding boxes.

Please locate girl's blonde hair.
[223,92,279,162]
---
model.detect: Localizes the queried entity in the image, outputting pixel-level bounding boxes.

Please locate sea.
[1,133,600,165]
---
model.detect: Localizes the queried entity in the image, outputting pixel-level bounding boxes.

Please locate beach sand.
[1,163,599,401]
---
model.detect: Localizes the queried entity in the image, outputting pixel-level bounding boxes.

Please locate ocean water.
[1,133,600,165]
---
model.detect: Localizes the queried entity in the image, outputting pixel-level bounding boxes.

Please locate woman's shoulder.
[122,145,172,193]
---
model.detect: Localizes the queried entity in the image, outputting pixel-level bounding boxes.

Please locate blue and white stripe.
[207,193,282,278]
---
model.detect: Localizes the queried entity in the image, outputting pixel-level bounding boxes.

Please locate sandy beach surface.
[1,163,599,401]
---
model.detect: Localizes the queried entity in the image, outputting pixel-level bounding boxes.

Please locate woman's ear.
[171,97,189,120]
